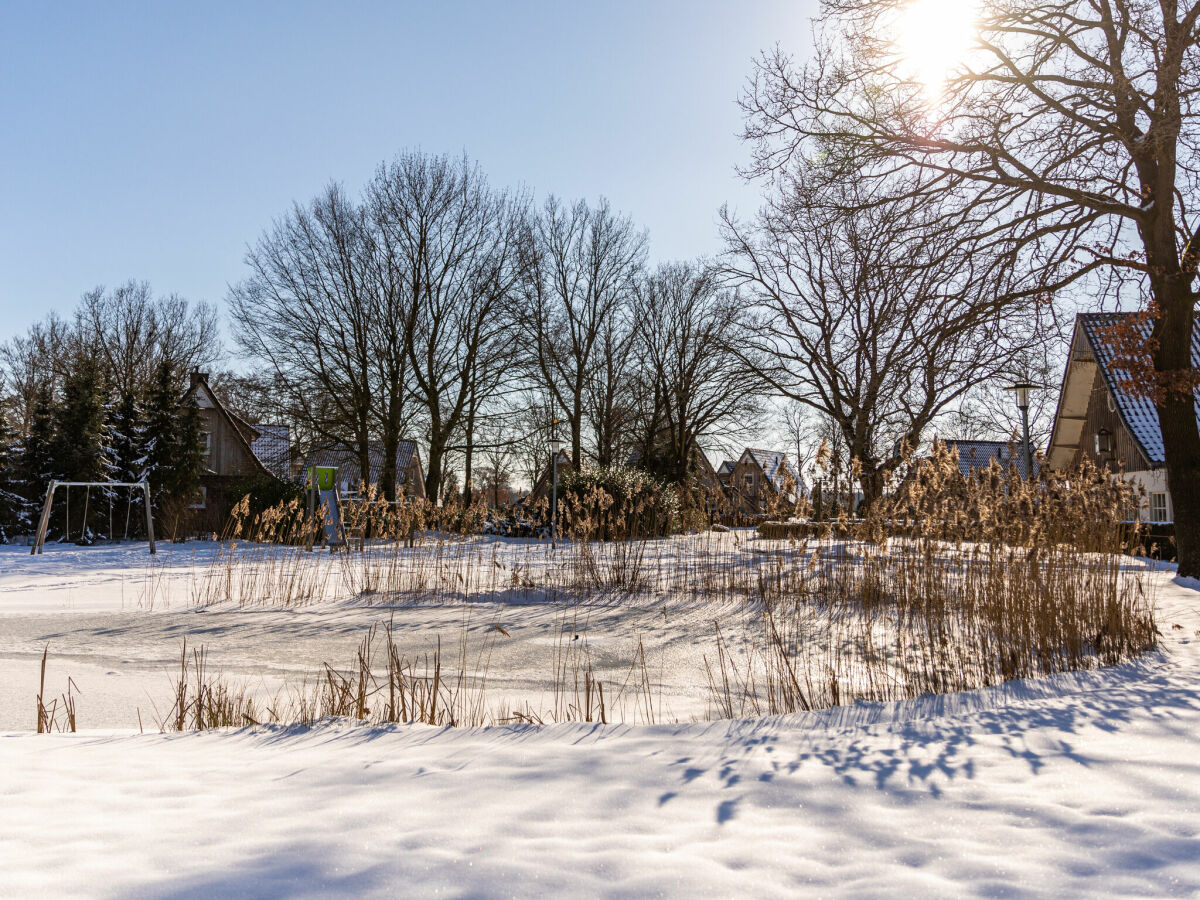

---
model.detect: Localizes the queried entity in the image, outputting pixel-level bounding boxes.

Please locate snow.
[2,540,1200,896]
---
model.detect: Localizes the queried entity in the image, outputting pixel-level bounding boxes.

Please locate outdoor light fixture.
[548,430,564,550]
[1004,380,1039,479]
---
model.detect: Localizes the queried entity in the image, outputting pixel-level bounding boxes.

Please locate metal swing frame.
[31,481,156,555]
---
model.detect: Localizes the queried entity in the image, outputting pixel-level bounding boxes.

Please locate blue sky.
[0,2,817,344]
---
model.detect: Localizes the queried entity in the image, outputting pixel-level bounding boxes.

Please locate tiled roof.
[717,460,736,476]
[1079,313,1200,466]
[944,439,1036,479]
[303,440,421,494]
[251,424,290,479]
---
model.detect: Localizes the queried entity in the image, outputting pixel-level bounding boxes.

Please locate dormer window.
[1094,428,1113,456]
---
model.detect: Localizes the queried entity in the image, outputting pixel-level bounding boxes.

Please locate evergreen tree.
[142,360,179,511]
[18,385,57,514]
[49,356,109,484]
[48,357,110,540]
[172,391,204,503]
[0,405,22,539]
[143,361,203,515]
[107,389,144,483]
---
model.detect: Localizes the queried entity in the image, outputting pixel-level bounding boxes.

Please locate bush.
[228,474,303,524]
[559,465,679,540]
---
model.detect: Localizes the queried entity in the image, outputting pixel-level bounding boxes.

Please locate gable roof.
[739,448,806,497]
[183,373,268,478]
[943,439,1036,479]
[717,459,736,476]
[1048,312,1200,469]
[302,440,422,493]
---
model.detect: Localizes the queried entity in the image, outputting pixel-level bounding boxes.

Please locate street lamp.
[548,433,564,549]
[1004,380,1038,479]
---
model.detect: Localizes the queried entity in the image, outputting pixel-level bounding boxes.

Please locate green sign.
[308,466,337,492]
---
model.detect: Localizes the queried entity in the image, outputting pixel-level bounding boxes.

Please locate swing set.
[31,481,156,555]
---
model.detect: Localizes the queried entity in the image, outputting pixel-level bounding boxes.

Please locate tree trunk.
[379,434,399,503]
[1154,297,1200,577]
[570,404,583,471]
[464,429,475,506]
[425,437,444,504]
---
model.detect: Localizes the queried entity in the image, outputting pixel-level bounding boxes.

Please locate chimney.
[190,368,208,389]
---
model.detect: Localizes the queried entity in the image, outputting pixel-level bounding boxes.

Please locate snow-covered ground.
[0,538,747,730]
[2,539,1199,896]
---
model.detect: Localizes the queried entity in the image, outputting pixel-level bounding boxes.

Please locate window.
[1149,492,1169,522]
[743,472,756,490]
[199,431,212,459]
[1094,428,1113,456]
[189,486,207,510]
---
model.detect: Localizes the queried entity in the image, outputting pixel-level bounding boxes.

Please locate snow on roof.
[303,440,421,493]
[717,460,736,476]
[251,424,290,479]
[1079,313,1200,466]
[943,439,1036,479]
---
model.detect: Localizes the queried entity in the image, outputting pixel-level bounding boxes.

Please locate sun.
[893,0,979,99]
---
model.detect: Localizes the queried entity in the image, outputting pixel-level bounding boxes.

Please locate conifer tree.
[50,356,109,484]
[143,361,203,516]
[142,360,179,511]
[18,385,57,513]
[107,389,144,484]
[0,404,22,539]
[48,357,110,540]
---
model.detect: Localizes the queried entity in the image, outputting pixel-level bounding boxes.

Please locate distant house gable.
[728,448,803,515]
[742,448,805,499]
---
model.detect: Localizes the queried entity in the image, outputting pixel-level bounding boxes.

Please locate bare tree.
[723,180,1048,505]
[0,315,71,434]
[76,281,220,397]
[585,312,639,468]
[369,152,527,503]
[229,183,389,494]
[520,197,647,469]
[631,261,764,484]
[740,0,1200,569]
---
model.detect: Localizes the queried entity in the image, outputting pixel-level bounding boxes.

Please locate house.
[727,448,804,516]
[942,439,1037,479]
[185,371,284,529]
[716,459,736,489]
[301,440,427,501]
[1046,312,1200,523]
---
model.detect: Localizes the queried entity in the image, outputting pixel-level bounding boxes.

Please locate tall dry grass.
[705,448,1158,717]
[156,449,1159,730]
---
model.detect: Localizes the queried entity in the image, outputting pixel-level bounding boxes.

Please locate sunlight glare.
[894,0,978,100]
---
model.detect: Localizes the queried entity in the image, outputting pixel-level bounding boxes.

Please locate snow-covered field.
[2,539,1199,897]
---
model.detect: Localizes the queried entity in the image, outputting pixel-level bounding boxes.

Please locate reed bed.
[159,449,1157,729]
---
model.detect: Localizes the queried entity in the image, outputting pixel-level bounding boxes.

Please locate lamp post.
[1004,381,1038,479]
[548,434,564,550]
